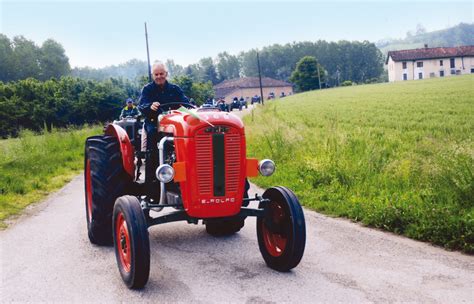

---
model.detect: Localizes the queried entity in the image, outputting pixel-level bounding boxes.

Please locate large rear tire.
[205,181,250,236]
[257,186,306,271]
[113,196,150,289]
[205,217,245,236]
[84,135,132,245]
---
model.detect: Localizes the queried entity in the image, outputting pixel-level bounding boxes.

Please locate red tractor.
[84,103,306,289]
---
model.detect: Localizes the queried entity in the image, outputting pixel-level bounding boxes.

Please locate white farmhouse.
[386,45,474,82]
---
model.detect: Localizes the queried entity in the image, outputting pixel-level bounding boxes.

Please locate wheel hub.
[120,233,128,254]
[261,201,288,257]
[115,213,131,272]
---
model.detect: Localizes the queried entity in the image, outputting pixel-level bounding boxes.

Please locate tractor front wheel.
[113,196,150,289]
[257,186,306,271]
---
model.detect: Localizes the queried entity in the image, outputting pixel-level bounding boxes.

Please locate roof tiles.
[387,46,474,63]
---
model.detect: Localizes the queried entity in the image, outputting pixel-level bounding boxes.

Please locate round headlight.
[258,159,275,176]
[156,164,175,183]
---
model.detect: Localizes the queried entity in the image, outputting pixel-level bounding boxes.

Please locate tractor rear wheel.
[205,183,249,236]
[257,186,306,271]
[113,196,150,289]
[205,217,245,236]
[84,135,132,245]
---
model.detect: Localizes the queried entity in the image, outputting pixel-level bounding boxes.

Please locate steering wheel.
[159,102,196,112]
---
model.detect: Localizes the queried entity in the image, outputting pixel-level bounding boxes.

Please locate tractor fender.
[104,124,135,179]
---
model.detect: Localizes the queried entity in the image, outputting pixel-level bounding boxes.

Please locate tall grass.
[0,126,102,226]
[244,75,474,253]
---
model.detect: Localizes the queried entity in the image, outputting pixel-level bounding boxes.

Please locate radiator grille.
[195,133,213,194]
[225,133,241,193]
[195,128,241,196]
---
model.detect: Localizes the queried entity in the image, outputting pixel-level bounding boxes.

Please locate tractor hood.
[158,109,245,137]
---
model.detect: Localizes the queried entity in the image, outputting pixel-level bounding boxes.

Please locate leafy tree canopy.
[290,56,326,92]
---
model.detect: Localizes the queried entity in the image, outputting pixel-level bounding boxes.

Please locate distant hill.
[377,23,474,55]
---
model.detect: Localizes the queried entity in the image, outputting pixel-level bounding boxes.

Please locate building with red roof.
[214,77,293,102]
[386,45,474,82]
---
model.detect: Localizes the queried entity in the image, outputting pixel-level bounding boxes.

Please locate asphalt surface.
[2,176,473,303]
[1,105,473,303]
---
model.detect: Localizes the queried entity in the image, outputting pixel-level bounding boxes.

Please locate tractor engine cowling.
[159,110,252,218]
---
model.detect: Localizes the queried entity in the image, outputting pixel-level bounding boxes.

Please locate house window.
[450,58,455,68]
[418,72,423,79]
[417,62,423,68]
[402,62,407,69]
[440,60,443,66]
[451,69,456,75]
[403,73,407,80]
[471,68,474,73]
[440,71,444,77]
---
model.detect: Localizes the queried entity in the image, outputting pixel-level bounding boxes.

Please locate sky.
[1,0,472,68]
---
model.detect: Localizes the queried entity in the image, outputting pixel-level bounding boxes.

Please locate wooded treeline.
[1,33,385,87]
[0,77,139,138]
[73,41,385,86]
[0,34,71,82]
[0,33,385,138]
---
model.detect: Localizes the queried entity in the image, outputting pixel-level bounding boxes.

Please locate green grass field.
[244,75,474,253]
[0,126,102,227]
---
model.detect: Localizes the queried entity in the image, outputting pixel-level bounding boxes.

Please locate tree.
[216,52,240,82]
[171,75,214,105]
[240,49,259,78]
[165,59,184,78]
[72,59,148,83]
[198,57,218,84]
[184,64,201,82]
[191,81,214,105]
[0,34,14,81]
[0,76,140,138]
[290,56,326,92]
[172,75,194,97]
[39,39,71,80]
[0,34,15,82]
[12,36,41,80]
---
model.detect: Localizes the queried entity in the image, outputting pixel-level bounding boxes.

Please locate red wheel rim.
[116,212,132,272]
[85,159,93,222]
[261,202,288,257]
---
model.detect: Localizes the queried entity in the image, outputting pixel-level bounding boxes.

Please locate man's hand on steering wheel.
[151,102,160,111]
[153,101,196,112]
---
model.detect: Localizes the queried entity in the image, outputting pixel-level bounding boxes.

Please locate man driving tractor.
[138,61,190,186]
[119,98,140,119]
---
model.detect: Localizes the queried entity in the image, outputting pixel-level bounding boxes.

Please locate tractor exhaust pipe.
[157,136,174,206]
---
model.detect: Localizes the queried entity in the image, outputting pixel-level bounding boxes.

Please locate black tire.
[205,217,245,236]
[113,196,150,289]
[205,180,250,236]
[257,186,306,272]
[84,135,132,245]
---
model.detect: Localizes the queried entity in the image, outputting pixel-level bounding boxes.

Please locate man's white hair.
[152,61,168,72]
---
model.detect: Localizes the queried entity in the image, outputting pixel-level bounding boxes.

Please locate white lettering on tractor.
[200,198,236,204]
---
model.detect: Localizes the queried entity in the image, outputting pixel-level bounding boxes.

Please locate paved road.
[1,105,473,302]
[1,176,473,303]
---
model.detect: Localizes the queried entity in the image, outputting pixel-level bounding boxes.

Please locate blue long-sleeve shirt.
[138,81,189,123]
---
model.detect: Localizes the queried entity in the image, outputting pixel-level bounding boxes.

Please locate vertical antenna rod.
[257,51,264,105]
[145,22,152,82]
